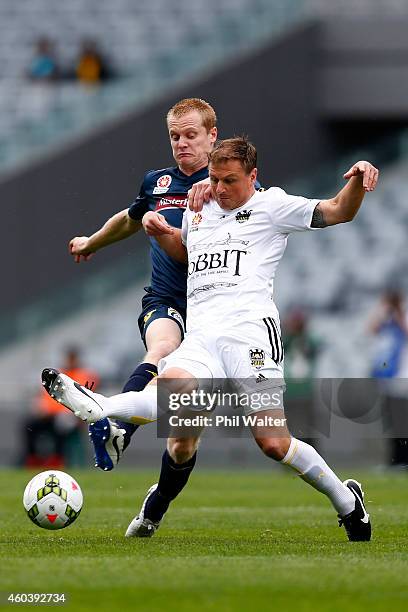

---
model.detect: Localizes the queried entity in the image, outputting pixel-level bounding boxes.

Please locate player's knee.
[168,438,197,464]
[146,338,180,362]
[159,368,197,395]
[256,436,291,461]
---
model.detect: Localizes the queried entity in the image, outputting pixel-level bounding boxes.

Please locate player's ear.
[209,127,217,143]
[250,168,257,183]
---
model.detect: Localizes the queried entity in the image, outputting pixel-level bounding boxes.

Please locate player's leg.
[250,408,371,541]
[41,330,207,426]
[115,316,182,431]
[124,367,203,537]
[128,435,199,533]
[222,319,371,541]
[41,366,159,423]
[125,435,200,537]
[125,334,216,537]
[90,306,184,470]
[121,312,184,397]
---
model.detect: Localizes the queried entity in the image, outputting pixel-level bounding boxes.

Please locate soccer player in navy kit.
[69,98,217,470]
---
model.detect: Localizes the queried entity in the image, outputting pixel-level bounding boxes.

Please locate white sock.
[98,386,158,425]
[281,438,355,516]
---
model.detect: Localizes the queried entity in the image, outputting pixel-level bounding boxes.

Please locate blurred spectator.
[369,289,408,466]
[75,39,113,84]
[21,347,99,469]
[283,308,321,448]
[27,37,59,82]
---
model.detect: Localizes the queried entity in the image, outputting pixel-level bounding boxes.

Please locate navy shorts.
[138,293,186,348]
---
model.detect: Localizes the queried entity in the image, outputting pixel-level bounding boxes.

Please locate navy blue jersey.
[128,165,209,310]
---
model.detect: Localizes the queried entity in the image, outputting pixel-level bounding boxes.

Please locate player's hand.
[142,212,174,236]
[188,178,212,212]
[343,161,379,192]
[69,236,95,263]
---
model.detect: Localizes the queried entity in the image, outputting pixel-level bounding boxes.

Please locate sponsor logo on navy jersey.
[155,195,188,211]
[153,174,172,194]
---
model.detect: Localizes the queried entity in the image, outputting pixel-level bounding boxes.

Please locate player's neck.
[178,160,208,177]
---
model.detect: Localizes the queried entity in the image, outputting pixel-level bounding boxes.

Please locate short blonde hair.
[167,98,217,132]
[209,137,257,174]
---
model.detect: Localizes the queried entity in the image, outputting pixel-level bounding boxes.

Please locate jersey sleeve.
[268,187,321,233]
[128,177,149,220]
[181,210,189,246]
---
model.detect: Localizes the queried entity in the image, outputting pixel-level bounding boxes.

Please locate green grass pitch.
[1,468,408,611]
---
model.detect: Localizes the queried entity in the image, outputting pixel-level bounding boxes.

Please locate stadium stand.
[2,0,405,175]
[0,0,309,173]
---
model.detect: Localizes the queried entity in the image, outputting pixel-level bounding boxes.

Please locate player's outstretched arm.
[311,161,379,228]
[69,209,142,263]
[142,211,187,263]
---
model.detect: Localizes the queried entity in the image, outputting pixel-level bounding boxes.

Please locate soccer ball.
[23,470,83,530]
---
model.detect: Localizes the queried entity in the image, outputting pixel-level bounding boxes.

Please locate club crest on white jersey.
[249,348,265,369]
[235,209,252,223]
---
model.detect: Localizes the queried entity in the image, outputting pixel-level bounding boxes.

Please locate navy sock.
[144,450,197,522]
[122,362,158,393]
[116,362,158,444]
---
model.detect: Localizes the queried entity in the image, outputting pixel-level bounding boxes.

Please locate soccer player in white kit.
[42,137,379,541]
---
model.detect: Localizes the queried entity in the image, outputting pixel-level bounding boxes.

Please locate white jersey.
[181,187,319,332]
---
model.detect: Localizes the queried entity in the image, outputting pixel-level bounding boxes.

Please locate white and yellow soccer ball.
[23,470,83,530]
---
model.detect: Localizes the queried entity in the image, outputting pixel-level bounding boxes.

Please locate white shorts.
[159,318,285,414]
